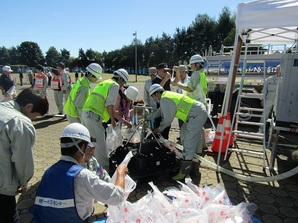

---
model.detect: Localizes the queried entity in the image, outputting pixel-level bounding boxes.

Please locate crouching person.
[30,123,128,222]
[150,84,208,180]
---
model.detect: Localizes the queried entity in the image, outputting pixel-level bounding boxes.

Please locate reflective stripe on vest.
[35,74,45,88]
[64,77,89,118]
[82,79,116,122]
[51,77,62,90]
[30,161,85,223]
[161,91,195,122]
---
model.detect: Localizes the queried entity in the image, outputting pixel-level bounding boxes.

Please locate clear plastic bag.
[106,125,122,153]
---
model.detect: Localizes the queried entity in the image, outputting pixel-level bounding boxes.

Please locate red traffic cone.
[211,115,228,153]
[225,112,234,147]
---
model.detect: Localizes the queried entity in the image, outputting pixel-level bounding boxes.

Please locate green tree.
[45,46,60,67]
[0,47,10,65]
[60,49,70,67]
[9,46,21,65]
[18,41,44,66]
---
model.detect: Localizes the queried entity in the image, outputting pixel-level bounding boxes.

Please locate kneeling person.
[30,123,128,222]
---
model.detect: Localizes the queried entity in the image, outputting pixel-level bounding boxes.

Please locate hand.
[126,122,132,128]
[111,119,116,128]
[153,128,161,135]
[173,66,178,72]
[171,80,178,86]
[17,186,27,194]
[116,164,128,176]
[165,72,171,80]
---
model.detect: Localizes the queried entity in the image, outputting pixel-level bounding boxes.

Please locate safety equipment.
[60,123,91,143]
[113,69,129,83]
[86,63,102,79]
[189,54,204,64]
[149,84,164,96]
[124,86,139,102]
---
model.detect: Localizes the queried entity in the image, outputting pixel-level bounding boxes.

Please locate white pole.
[133,31,138,82]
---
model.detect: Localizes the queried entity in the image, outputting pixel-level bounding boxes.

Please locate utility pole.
[133,31,137,82]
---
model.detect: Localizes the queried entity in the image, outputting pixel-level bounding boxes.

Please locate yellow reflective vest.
[161,91,195,122]
[64,77,89,118]
[82,79,116,122]
[198,70,208,96]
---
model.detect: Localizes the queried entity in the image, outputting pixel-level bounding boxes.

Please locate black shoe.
[58,112,63,115]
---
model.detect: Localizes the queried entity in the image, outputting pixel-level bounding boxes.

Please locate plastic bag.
[204,128,215,144]
[106,125,122,154]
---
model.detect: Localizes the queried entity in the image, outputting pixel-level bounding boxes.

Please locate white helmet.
[60,123,91,146]
[189,54,204,64]
[149,84,164,96]
[86,63,102,79]
[124,86,139,102]
[113,68,129,83]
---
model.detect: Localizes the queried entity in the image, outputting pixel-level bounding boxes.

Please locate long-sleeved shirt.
[61,69,72,92]
[143,78,157,109]
[0,101,35,196]
[60,156,125,220]
[74,77,90,117]
[114,87,132,123]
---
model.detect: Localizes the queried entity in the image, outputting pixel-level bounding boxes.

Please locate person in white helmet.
[172,54,207,104]
[81,68,129,172]
[143,67,157,110]
[64,63,102,123]
[114,85,139,128]
[30,123,128,222]
[149,84,208,180]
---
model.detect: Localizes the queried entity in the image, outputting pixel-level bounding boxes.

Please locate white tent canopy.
[236,0,298,44]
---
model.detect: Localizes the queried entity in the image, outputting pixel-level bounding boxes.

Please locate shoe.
[58,112,63,115]
[172,170,189,181]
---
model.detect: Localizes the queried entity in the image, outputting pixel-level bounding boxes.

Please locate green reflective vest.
[199,70,208,96]
[82,79,116,122]
[161,91,195,122]
[64,77,89,118]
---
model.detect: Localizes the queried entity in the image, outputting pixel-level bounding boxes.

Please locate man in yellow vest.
[81,68,129,172]
[172,54,207,103]
[64,63,102,123]
[149,84,208,180]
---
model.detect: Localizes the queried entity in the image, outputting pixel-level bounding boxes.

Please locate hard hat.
[60,123,91,145]
[189,54,204,64]
[124,86,139,102]
[149,84,164,96]
[113,68,129,83]
[86,63,102,79]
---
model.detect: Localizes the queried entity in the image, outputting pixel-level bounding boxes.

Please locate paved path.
[2,84,298,222]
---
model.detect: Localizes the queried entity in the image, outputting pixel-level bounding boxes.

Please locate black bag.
[109,139,177,178]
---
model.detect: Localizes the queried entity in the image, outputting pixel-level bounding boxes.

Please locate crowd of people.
[3,52,280,222]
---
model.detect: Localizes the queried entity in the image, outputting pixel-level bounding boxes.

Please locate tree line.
[0,7,235,73]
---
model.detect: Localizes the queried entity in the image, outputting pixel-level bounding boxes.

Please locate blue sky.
[1,0,245,57]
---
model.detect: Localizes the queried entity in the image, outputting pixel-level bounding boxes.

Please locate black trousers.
[0,194,20,223]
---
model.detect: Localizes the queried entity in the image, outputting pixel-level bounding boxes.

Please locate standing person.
[27,70,34,87]
[149,84,208,180]
[57,62,72,103]
[51,68,64,115]
[81,68,129,172]
[18,67,23,86]
[175,65,190,130]
[34,64,48,96]
[258,64,280,133]
[0,88,49,222]
[114,85,139,128]
[152,63,172,139]
[172,54,208,104]
[64,63,102,123]
[0,65,17,101]
[47,68,52,86]
[75,70,79,82]
[143,67,157,110]
[30,123,128,222]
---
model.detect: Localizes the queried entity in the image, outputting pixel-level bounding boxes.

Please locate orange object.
[211,113,233,153]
